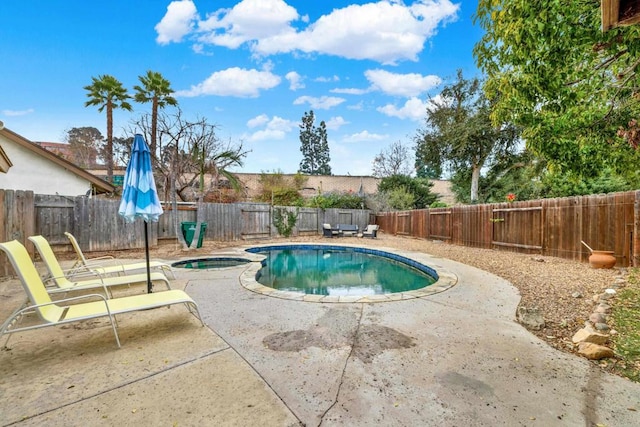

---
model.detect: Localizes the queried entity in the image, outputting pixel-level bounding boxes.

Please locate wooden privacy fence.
[0,189,371,276]
[375,190,640,267]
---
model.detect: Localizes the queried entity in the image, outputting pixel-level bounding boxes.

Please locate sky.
[0,0,482,176]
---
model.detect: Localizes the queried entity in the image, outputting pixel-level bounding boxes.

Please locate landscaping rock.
[571,327,609,345]
[594,305,610,314]
[516,306,545,330]
[589,313,606,324]
[594,323,610,332]
[577,342,615,360]
[571,291,583,298]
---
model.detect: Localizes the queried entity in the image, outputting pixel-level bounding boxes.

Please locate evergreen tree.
[299,110,331,175]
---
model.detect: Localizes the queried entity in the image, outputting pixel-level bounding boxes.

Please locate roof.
[0,127,115,194]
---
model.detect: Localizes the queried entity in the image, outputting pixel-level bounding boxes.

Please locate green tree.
[84,75,132,183]
[299,110,332,175]
[133,70,178,157]
[414,70,520,202]
[474,1,640,183]
[65,127,103,168]
[378,174,438,209]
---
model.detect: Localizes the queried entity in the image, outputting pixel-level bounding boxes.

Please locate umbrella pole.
[144,221,152,293]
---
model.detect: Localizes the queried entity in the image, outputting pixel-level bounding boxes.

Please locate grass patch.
[608,269,640,382]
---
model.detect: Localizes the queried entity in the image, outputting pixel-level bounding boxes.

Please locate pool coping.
[217,243,459,303]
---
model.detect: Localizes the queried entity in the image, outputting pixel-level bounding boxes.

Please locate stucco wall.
[0,135,92,196]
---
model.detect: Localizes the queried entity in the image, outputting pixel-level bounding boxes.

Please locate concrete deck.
[1,245,639,426]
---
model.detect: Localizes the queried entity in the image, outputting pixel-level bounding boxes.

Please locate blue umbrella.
[118,134,163,293]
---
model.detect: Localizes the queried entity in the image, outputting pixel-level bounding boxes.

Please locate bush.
[306,192,365,209]
[430,201,448,208]
[378,175,438,209]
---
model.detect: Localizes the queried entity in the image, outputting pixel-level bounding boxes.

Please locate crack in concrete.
[582,365,602,427]
[318,304,364,427]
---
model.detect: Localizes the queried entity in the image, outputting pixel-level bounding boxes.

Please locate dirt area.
[71,233,621,360]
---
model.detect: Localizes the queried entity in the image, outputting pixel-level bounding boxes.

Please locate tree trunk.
[106,103,114,183]
[172,148,188,249]
[470,164,481,203]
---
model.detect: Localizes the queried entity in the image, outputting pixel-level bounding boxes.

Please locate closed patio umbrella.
[118,134,163,293]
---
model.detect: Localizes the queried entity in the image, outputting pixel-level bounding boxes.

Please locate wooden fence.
[0,189,371,276]
[375,190,640,267]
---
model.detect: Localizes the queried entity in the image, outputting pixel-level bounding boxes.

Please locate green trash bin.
[180,222,207,248]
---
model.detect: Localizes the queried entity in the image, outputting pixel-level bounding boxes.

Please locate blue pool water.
[246,245,437,296]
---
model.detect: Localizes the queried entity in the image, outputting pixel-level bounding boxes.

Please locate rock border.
[571,269,627,360]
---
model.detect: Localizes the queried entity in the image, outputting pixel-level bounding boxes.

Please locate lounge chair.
[322,224,340,238]
[361,224,379,238]
[0,240,203,348]
[64,232,175,279]
[28,235,171,295]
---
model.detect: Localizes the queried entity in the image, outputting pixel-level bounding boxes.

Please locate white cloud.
[365,69,441,97]
[2,108,35,117]
[315,75,340,83]
[155,0,198,45]
[246,115,297,141]
[377,96,429,121]
[293,95,345,110]
[254,0,460,64]
[247,114,269,128]
[343,130,389,143]
[285,71,304,90]
[161,0,460,64]
[348,101,364,111]
[325,116,349,130]
[197,0,299,49]
[175,67,281,98]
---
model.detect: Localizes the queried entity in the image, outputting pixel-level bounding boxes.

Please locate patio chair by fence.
[64,232,175,279]
[28,235,171,295]
[361,225,379,238]
[0,240,203,348]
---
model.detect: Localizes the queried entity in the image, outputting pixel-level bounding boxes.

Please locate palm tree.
[133,71,178,158]
[84,75,132,183]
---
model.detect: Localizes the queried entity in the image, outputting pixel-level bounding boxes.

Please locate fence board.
[0,190,35,276]
[375,190,640,267]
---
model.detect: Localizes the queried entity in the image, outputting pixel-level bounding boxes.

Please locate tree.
[299,110,331,175]
[414,70,520,203]
[133,71,178,157]
[474,1,640,184]
[377,174,438,209]
[84,75,132,183]
[256,170,306,206]
[131,110,249,249]
[65,127,103,168]
[372,141,414,177]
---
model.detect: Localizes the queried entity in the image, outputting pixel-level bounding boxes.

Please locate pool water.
[172,258,251,269]
[249,247,436,296]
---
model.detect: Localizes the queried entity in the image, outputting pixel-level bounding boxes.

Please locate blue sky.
[1,0,481,176]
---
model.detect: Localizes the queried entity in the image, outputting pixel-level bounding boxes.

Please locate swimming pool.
[172,257,251,269]
[242,244,457,303]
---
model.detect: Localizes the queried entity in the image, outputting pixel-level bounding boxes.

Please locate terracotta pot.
[589,251,616,269]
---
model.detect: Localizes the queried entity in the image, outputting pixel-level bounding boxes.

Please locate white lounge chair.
[64,232,175,279]
[0,240,203,348]
[28,235,171,295]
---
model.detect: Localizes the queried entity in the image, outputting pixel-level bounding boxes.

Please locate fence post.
[634,191,640,267]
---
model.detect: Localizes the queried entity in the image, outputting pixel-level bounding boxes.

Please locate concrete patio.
[1,244,639,426]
